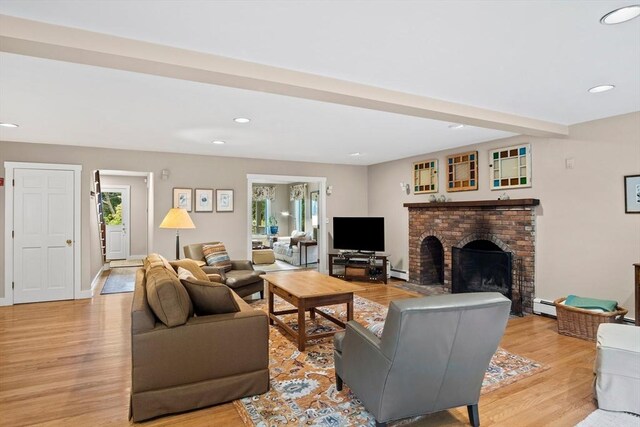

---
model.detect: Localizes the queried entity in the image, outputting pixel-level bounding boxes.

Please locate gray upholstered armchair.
[333,292,511,427]
[184,242,265,299]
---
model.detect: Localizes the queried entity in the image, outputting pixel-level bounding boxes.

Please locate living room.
[1,1,639,426]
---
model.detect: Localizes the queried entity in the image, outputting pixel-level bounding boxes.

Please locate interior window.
[252,199,270,234]
[294,198,305,231]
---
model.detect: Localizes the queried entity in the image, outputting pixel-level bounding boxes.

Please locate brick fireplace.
[404,199,539,313]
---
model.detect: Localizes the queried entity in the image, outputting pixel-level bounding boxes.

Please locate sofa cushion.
[180,277,240,315]
[145,265,193,327]
[202,243,232,272]
[225,270,264,289]
[170,259,209,281]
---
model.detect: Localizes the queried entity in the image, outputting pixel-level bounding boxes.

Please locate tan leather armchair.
[184,242,265,299]
[333,292,511,427]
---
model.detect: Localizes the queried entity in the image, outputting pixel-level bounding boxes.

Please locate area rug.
[109,259,143,268]
[255,260,313,272]
[100,267,138,294]
[235,295,548,426]
[576,409,640,426]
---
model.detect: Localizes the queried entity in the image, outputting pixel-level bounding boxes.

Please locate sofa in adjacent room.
[272,230,318,266]
[129,254,269,422]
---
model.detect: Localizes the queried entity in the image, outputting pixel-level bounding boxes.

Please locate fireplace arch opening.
[463,239,503,252]
[420,236,444,285]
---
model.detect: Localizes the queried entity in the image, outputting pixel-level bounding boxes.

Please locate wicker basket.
[554,297,628,341]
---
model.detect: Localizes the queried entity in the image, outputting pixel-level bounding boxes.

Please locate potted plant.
[268,216,279,235]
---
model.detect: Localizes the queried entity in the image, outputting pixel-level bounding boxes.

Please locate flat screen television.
[333,217,385,253]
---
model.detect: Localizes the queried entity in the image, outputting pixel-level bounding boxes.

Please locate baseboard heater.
[390,268,408,281]
[533,297,636,324]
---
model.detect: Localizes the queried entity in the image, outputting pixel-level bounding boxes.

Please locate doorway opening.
[247,174,327,273]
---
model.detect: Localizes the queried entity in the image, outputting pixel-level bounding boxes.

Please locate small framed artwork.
[413,159,438,194]
[489,144,532,190]
[624,175,640,213]
[216,189,234,212]
[194,188,213,212]
[173,188,192,212]
[446,151,478,192]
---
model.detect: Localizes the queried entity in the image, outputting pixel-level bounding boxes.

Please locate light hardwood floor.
[0,273,597,426]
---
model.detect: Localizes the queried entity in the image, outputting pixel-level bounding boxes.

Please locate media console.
[328,253,388,284]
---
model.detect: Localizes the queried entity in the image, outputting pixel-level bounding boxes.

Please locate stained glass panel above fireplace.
[489,143,531,190]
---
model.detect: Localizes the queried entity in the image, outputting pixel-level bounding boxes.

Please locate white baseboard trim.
[77,267,105,299]
[390,269,408,281]
[0,296,11,306]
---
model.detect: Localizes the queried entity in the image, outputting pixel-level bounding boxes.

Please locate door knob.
[66,239,72,246]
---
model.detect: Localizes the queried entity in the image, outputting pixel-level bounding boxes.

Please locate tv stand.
[329,253,388,284]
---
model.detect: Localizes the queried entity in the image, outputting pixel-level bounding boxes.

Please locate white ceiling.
[0,0,638,165]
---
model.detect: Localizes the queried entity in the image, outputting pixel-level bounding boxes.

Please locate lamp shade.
[159,208,195,229]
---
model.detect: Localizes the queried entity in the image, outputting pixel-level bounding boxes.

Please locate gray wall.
[100,175,148,257]
[368,112,640,318]
[0,142,368,297]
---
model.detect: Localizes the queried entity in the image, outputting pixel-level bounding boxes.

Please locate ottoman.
[252,249,275,265]
[594,323,640,414]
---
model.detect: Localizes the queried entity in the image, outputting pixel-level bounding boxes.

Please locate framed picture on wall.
[194,188,213,212]
[624,175,640,213]
[172,188,192,212]
[216,189,234,212]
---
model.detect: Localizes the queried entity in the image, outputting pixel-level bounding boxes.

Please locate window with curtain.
[294,198,305,231]
[252,185,275,235]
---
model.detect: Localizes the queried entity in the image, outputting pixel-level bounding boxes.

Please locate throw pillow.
[202,243,232,272]
[145,266,193,327]
[177,266,195,280]
[180,277,240,315]
[170,259,209,281]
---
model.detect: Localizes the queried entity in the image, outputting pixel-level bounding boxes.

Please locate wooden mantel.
[403,198,540,209]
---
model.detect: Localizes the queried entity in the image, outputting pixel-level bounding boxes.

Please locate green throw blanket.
[564,294,618,312]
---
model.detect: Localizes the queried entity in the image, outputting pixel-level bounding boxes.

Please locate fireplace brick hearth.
[404,199,539,313]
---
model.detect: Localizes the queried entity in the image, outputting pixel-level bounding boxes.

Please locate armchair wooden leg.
[467,404,479,427]
[260,290,264,299]
[335,373,343,391]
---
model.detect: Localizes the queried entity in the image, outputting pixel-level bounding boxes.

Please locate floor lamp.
[159,208,195,259]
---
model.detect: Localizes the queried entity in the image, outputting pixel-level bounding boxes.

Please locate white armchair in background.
[272,230,317,266]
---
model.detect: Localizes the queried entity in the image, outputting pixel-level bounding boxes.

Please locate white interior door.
[103,186,130,260]
[13,168,75,303]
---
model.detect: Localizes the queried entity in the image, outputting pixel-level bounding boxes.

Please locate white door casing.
[3,162,82,306]
[13,168,74,303]
[103,185,130,260]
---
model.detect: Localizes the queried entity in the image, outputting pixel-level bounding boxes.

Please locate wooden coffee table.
[264,270,365,351]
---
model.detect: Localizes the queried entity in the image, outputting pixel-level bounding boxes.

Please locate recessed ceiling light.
[448,124,465,129]
[600,5,640,24]
[349,152,361,156]
[588,84,615,93]
[211,140,226,145]
[233,117,250,124]
[0,122,19,128]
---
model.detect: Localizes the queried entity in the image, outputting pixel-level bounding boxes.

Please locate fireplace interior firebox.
[452,240,512,303]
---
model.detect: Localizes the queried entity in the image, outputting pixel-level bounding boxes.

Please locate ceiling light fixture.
[211,140,226,145]
[448,124,465,129]
[600,5,640,24]
[233,117,250,123]
[349,152,361,156]
[0,122,19,128]
[588,84,615,93]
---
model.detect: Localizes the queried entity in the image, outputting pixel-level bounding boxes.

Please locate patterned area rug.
[235,295,548,426]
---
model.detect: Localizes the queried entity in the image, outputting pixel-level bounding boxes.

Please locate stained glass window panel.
[446,151,478,192]
[489,144,531,190]
[413,159,438,194]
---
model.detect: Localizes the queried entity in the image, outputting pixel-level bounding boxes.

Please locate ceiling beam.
[0,14,568,137]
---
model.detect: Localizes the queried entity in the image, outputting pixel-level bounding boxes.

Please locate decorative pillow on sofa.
[202,243,232,272]
[145,265,193,327]
[170,259,209,281]
[180,277,240,315]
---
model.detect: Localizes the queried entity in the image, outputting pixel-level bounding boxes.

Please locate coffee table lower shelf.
[268,282,355,351]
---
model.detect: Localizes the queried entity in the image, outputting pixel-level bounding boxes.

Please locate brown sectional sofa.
[129,254,269,422]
